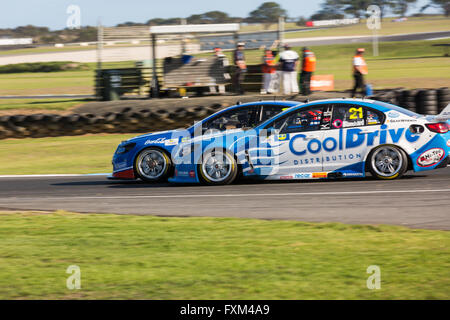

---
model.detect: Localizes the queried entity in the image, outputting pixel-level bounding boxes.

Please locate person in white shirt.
[278,44,300,95]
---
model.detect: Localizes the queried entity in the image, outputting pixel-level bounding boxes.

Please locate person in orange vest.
[300,47,316,95]
[351,48,368,98]
[261,49,277,94]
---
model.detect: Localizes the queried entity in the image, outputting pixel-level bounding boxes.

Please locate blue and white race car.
[111,99,450,185]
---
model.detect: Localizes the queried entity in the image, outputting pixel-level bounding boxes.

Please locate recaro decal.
[288,125,420,156]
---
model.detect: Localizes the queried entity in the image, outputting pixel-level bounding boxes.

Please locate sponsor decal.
[447,140,450,148]
[189,170,196,178]
[312,172,328,178]
[145,137,166,145]
[114,161,128,170]
[343,172,364,177]
[277,134,288,141]
[293,153,362,165]
[181,137,190,143]
[280,175,294,180]
[294,173,312,179]
[176,170,190,177]
[386,119,416,123]
[164,138,178,146]
[387,111,399,118]
[288,126,419,156]
[417,148,445,167]
[332,119,343,128]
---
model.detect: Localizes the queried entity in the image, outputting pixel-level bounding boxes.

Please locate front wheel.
[135,148,172,182]
[368,145,408,180]
[198,149,238,185]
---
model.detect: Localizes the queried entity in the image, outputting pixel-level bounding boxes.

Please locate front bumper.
[109,168,136,180]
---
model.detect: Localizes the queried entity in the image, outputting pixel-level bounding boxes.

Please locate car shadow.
[50,173,427,189]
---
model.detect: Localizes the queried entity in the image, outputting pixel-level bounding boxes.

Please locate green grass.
[0,98,92,111]
[0,134,136,174]
[0,40,448,98]
[0,211,448,299]
[0,61,138,96]
[0,70,94,95]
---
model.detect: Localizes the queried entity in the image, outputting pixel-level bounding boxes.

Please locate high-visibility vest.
[262,53,276,74]
[353,55,368,75]
[302,51,316,72]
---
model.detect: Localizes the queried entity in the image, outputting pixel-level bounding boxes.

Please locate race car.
[111,99,450,185]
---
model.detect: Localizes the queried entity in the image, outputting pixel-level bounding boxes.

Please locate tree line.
[0,1,447,44]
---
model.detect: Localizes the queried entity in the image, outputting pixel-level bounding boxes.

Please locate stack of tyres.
[437,87,449,113]
[399,89,417,112]
[415,89,438,115]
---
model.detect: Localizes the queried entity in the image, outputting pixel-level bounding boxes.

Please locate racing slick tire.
[198,149,238,185]
[367,145,408,180]
[134,148,172,182]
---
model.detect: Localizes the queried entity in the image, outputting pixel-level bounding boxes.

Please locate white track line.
[0,173,109,178]
[2,189,449,200]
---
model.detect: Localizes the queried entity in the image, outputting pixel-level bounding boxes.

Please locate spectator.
[261,49,277,94]
[278,44,299,95]
[210,47,229,94]
[233,42,247,95]
[351,48,368,98]
[300,47,316,95]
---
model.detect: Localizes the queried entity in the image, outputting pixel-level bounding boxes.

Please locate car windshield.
[191,104,294,132]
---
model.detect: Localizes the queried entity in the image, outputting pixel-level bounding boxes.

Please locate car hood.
[126,129,189,144]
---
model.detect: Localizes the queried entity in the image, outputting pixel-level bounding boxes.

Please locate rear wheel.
[368,145,408,180]
[135,148,172,182]
[198,149,238,185]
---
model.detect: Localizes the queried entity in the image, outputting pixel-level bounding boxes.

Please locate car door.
[255,105,330,178]
[321,103,384,174]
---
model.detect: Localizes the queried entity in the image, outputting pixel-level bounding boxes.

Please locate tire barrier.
[370,87,448,116]
[0,88,448,140]
[0,103,226,140]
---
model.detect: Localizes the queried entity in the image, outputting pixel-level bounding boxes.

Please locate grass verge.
[0,40,448,101]
[0,134,136,174]
[0,211,448,299]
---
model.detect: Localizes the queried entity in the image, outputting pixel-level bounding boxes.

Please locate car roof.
[187,100,303,131]
[255,98,419,129]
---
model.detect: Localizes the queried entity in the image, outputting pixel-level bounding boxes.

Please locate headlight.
[116,142,136,154]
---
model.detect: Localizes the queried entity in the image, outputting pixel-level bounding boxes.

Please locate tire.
[134,148,172,182]
[368,145,408,180]
[198,149,238,185]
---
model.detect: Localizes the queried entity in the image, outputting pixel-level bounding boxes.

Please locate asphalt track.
[0,167,449,230]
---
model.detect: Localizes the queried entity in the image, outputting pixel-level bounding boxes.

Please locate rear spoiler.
[436,104,450,121]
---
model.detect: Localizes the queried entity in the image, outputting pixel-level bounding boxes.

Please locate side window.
[204,107,258,131]
[272,107,324,133]
[331,104,365,129]
[259,105,286,123]
[366,109,383,126]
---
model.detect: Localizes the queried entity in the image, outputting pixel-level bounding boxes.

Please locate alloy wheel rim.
[372,147,403,177]
[202,151,232,182]
[138,150,167,179]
